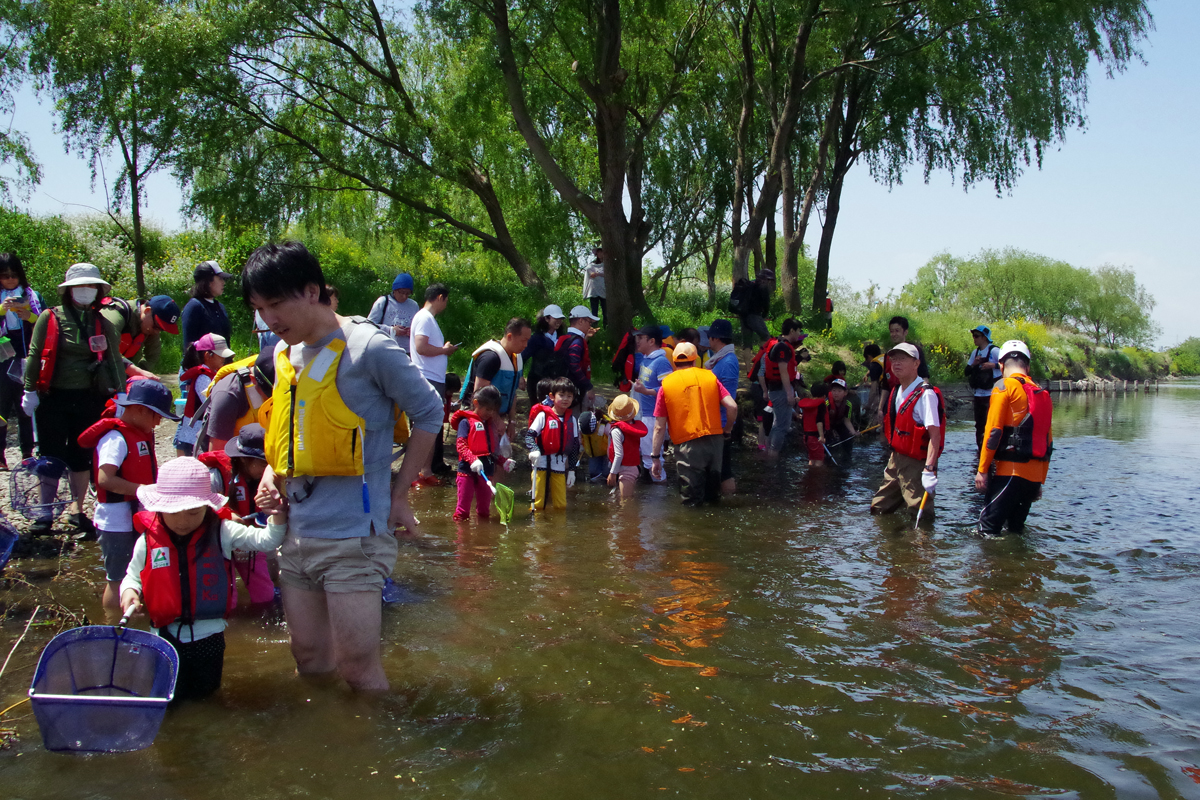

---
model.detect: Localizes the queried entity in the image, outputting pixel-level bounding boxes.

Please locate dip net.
[9,453,72,523]
[0,513,17,572]
[29,620,179,753]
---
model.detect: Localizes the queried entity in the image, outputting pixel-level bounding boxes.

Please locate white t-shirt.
[894,378,941,428]
[410,307,447,383]
[583,259,606,298]
[175,373,212,446]
[94,430,134,533]
[967,345,1002,398]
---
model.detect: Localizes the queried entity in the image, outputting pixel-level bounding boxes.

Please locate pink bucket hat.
[136,457,229,513]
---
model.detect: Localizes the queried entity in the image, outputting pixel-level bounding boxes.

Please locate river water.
[3,383,1199,798]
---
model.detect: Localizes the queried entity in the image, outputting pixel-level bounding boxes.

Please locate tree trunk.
[129,171,146,299]
[779,153,801,312]
[812,74,864,313]
[728,0,756,287]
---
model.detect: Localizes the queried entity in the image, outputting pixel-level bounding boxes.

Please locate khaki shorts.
[278,534,398,594]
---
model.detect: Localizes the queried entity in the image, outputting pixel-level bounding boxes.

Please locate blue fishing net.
[0,515,16,572]
[9,455,72,522]
[30,623,179,753]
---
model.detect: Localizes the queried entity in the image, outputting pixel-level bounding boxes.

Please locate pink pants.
[454,473,492,520]
[233,551,276,604]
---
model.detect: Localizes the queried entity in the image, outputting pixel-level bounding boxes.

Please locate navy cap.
[708,318,734,341]
[392,273,414,292]
[225,423,266,461]
[149,295,180,334]
[635,324,662,343]
[117,379,180,420]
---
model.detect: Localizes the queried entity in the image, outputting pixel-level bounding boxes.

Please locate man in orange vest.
[649,343,739,505]
[975,340,1053,536]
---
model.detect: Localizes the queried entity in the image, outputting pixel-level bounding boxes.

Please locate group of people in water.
[0,243,1053,703]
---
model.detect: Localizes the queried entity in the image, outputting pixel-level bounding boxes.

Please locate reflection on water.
[3,382,1200,797]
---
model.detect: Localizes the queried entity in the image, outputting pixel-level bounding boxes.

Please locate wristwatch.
[651,453,662,459]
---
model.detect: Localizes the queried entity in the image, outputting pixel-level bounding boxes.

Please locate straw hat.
[136,458,229,513]
[609,394,637,421]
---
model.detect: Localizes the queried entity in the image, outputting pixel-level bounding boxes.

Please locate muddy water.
[3,383,1199,798]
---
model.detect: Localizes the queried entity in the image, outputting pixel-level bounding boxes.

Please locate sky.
[4,0,1196,348]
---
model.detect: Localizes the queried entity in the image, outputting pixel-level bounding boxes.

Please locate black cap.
[193,260,233,282]
[635,324,662,344]
[225,423,266,461]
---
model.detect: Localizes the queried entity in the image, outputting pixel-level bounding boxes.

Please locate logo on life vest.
[474,421,485,431]
[236,485,247,502]
[150,547,171,569]
[136,440,150,457]
[548,420,559,429]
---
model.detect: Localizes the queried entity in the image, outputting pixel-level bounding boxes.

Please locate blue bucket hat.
[392,273,414,292]
[970,324,992,342]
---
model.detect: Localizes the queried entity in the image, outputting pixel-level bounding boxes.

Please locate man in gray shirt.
[246,242,442,693]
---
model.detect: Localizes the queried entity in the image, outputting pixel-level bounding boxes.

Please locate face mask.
[72,287,98,306]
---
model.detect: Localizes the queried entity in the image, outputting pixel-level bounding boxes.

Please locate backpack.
[610,328,637,391]
[998,376,1053,462]
[728,279,751,316]
[966,345,1000,391]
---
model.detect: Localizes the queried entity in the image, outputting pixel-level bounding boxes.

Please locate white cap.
[997,340,1031,363]
[888,342,919,360]
[542,304,566,319]
[569,305,600,322]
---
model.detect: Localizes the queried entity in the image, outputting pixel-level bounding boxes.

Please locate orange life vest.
[660,366,724,445]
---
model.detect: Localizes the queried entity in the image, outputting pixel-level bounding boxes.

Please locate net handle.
[114,612,132,635]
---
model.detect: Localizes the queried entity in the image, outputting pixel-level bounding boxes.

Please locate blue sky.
[5,0,1195,347]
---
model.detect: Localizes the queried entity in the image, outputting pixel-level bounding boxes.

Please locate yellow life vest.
[581,429,609,458]
[205,354,273,433]
[660,366,724,445]
[393,408,410,445]
[266,337,366,477]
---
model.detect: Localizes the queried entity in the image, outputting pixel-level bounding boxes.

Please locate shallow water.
[3,383,1200,798]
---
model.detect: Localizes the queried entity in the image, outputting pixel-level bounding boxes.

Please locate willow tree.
[26,0,198,297]
[180,0,574,291]
[0,1,40,196]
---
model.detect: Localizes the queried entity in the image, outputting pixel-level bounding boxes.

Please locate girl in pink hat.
[119,457,286,701]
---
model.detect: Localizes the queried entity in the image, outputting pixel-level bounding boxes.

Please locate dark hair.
[534,314,555,334]
[325,284,339,300]
[888,315,909,330]
[677,327,700,346]
[811,382,829,398]
[180,342,203,371]
[831,360,846,375]
[424,283,449,303]
[863,343,881,359]
[548,376,578,399]
[781,317,803,336]
[474,385,502,410]
[241,242,330,306]
[506,317,532,336]
[536,377,554,400]
[444,372,462,395]
[637,328,662,346]
[0,253,30,289]
[191,275,214,301]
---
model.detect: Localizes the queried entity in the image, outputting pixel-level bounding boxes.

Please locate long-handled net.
[29,614,179,753]
[483,476,515,525]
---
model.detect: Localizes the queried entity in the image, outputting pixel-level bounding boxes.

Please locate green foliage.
[1169,338,1200,376]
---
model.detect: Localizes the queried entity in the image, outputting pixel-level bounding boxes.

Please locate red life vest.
[100,297,145,359]
[449,409,493,459]
[533,406,569,455]
[748,338,797,386]
[78,418,157,504]
[555,331,591,379]
[611,329,637,392]
[196,450,258,517]
[135,508,237,630]
[996,375,1054,463]
[607,419,647,467]
[796,397,828,434]
[528,398,552,426]
[180,364,215,418]
[34,307,106,393]
[884,382,945,460]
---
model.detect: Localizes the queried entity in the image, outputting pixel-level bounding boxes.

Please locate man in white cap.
[870,342,943,518]
[555,305,599,409]
[975,340,1054,536]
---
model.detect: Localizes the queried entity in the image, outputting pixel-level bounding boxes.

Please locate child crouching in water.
[604,394,646,500]
[450,385,514,520]
[120,457,286,701]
